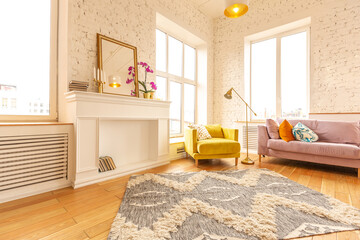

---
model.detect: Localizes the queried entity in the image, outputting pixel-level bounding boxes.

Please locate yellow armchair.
[184,125,241,167]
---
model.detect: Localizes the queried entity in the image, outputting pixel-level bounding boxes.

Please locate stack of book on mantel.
[98,156,116,172]
[69,80,89,91]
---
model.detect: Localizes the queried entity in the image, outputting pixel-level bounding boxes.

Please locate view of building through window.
[0,0,51,116]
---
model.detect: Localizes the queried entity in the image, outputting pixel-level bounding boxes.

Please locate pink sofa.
[258,119,360,177]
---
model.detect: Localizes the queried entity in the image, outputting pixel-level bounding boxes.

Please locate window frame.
[249,26,310,120]
[156,28,198,137]
[0,0,58,122]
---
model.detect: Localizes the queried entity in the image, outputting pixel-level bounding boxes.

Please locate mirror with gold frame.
[97,34,139,97]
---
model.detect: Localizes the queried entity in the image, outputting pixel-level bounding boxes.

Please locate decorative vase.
[143,92,151,99]
[150,92,155,99]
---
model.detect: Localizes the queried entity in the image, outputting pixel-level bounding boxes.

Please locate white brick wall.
[69,0,214,123]
[213,0,360,128]
[68,0,359,127]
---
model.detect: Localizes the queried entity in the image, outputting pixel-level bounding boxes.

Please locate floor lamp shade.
[224,89,233,99]
[224,0,249,18]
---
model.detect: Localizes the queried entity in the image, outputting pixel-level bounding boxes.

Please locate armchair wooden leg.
[195,159,199,167]
[358,168,360,178]
[186,152,189,158]
[235,158,238,166]
[258,154,261,163]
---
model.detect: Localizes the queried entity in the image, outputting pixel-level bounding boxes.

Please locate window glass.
[0,0,51,116]
[156,29,198,137]
[168,36,183,77]
[169,81,182,134]
[184,84,195,124]
[155,76,167,101]
[184,44,196,80]
[156,29,166,72]
[281,31,308,118]
[251,38,277,119]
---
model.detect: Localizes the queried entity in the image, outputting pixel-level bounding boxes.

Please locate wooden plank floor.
[1,154,360,240]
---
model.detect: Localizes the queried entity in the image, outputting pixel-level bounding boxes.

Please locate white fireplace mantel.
[65,91,171,188]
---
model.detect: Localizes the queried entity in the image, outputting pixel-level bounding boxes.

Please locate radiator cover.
[242,125,258,153]
[0,133,68,192]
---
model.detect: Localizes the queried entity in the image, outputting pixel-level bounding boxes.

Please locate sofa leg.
[195,159,199,167]
[235,158,238,166]
[358,169,360,178]
[258,154,261,163]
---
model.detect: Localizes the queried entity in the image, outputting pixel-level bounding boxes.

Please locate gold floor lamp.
[224,88,257,165]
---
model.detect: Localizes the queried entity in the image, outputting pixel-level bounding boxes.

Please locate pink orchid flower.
[127,62,155,94]
[150,82,157,90]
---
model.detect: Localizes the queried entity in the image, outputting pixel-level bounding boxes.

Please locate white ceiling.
[156,13,206,46]
[191,0,228,19]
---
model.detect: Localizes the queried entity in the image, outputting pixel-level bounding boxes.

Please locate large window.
[0,0,58,120]
[250,29,309,119]
[156,29,197,136]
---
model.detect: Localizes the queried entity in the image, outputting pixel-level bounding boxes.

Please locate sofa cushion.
[197,138,240,155]
[267,139,360,159]
[278,119,318,131]
[277,119,360,145]
[266,119,280,139]
[314,121,360,145]
[292,122,319,142]
[279,120,295,142]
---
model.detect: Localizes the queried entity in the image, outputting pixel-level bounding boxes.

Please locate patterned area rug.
[108,169,360,240]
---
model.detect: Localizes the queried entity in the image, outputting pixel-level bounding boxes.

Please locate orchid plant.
[127,62,157,96]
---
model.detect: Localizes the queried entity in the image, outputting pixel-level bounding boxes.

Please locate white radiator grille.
[0,134,68,191]
[242,126,258,152]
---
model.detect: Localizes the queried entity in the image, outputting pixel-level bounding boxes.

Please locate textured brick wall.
[213,0,360,127]
[69,0,214,122]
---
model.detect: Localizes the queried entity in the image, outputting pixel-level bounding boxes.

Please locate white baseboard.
[72,160,170,188]
[0,180,71,204]
[168,152,186,161]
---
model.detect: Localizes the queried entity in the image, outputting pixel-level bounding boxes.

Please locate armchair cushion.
[205,124,224,138]
[197,138,240,155]
[188,124,211,141]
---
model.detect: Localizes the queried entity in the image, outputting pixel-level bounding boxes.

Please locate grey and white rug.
[108,169,360,240]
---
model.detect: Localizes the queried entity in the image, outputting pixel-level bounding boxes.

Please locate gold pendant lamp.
[224,0,249,18]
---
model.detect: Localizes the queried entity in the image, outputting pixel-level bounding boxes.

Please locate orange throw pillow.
[279,119,295,142]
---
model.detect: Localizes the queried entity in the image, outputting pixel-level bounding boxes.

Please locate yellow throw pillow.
[205,124,224,138]
[279,119,295,142]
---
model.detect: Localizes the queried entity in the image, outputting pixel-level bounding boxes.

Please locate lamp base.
[241,157,255,165]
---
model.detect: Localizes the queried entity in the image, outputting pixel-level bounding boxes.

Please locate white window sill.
[170,137,184,144]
